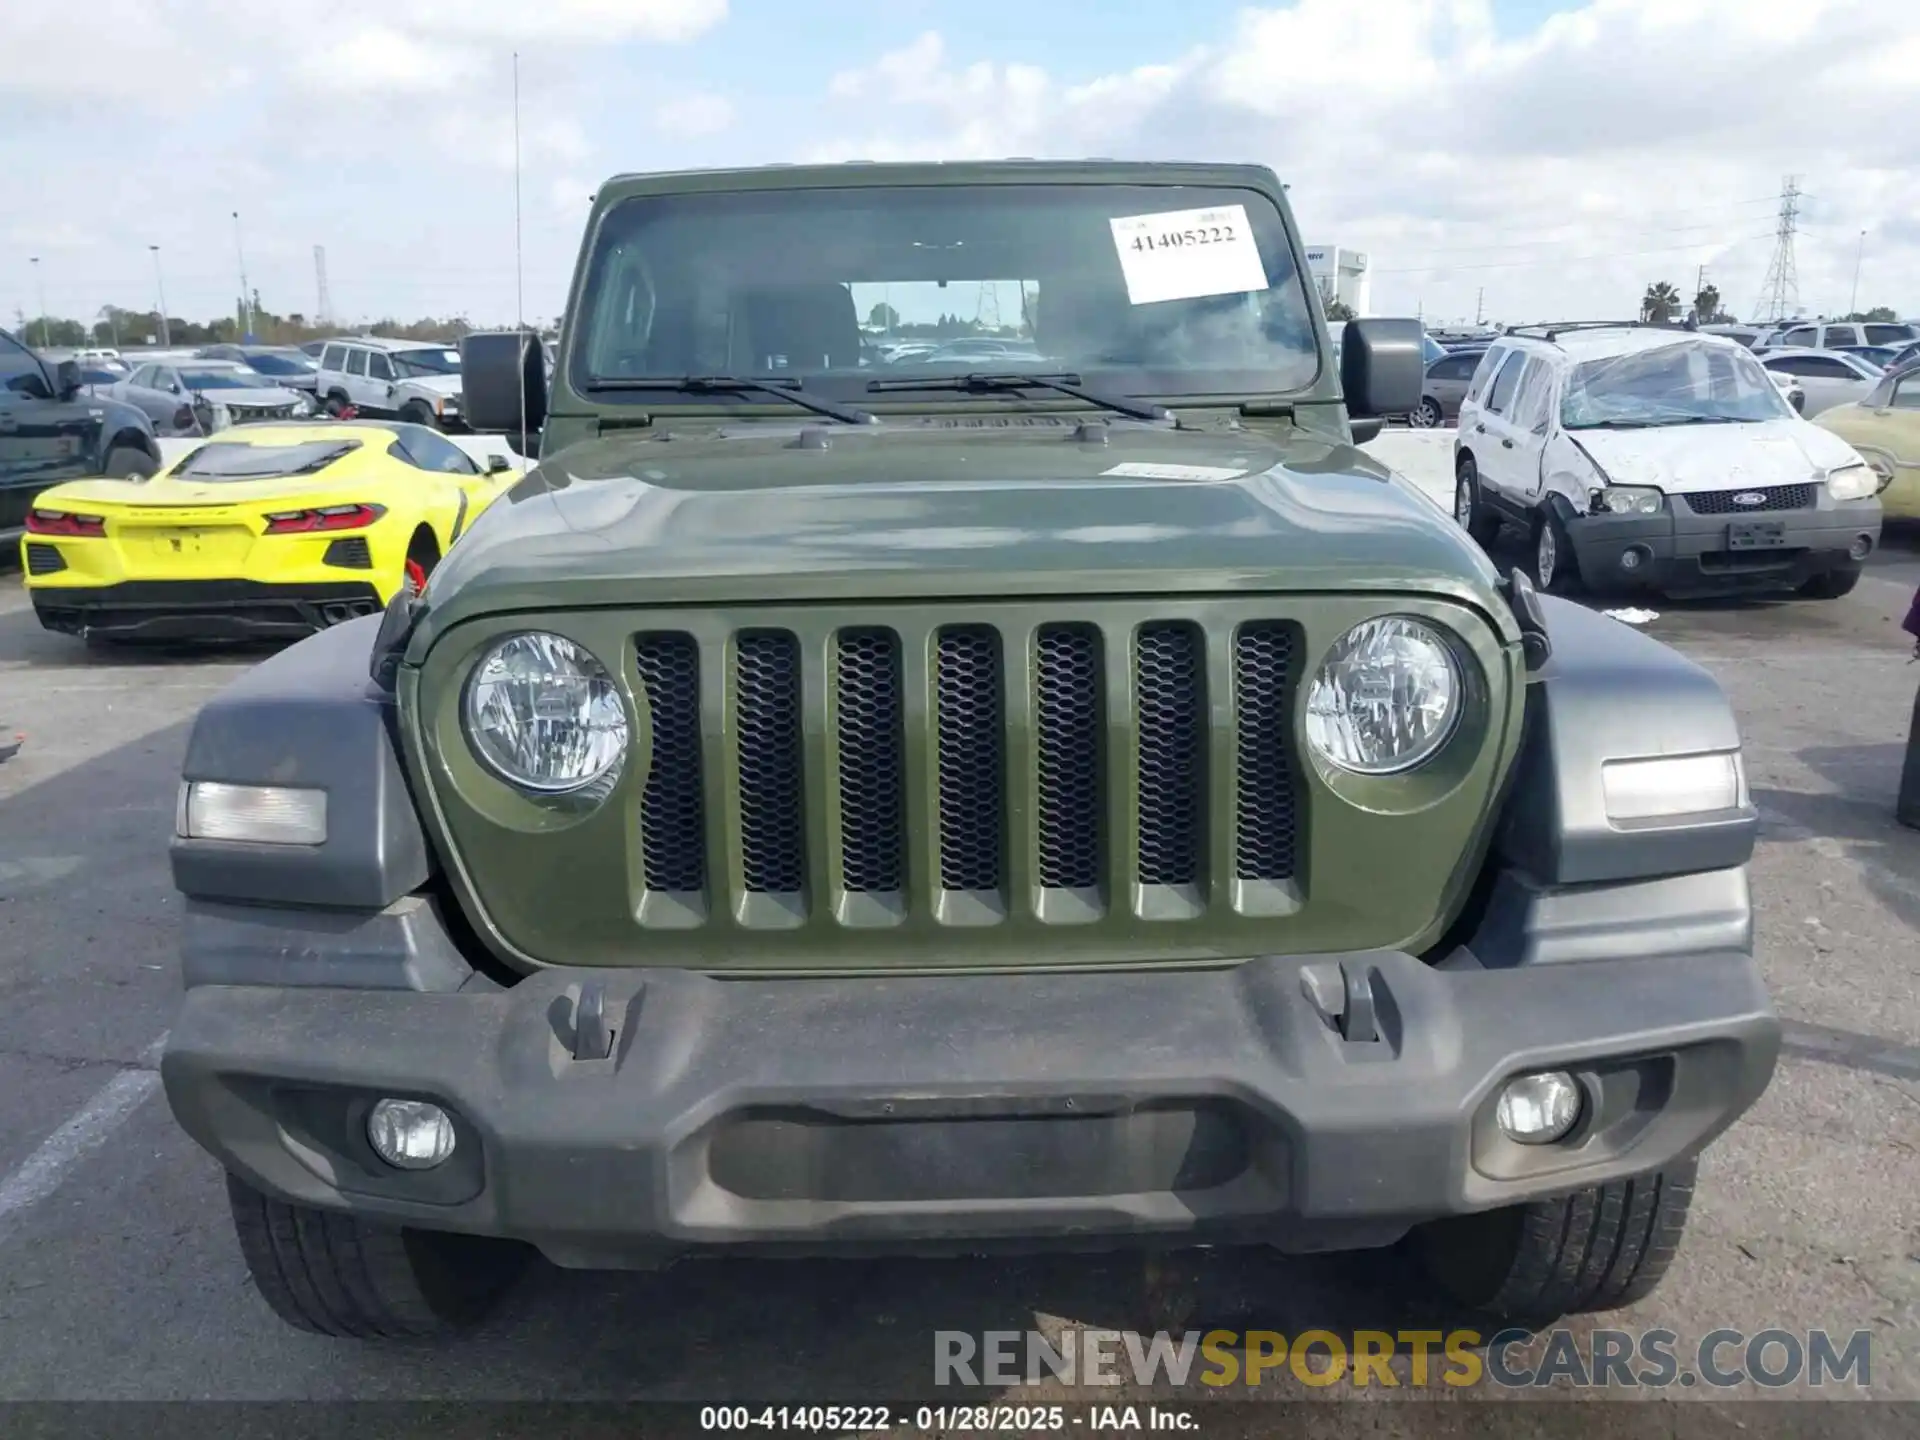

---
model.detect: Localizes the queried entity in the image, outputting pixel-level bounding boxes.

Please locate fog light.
[1849,533,1874,561]
[1601,752,1745,823]
[1619,546,1647,571]
[366,1098,457,1170]
[1496,1072,1582,1145]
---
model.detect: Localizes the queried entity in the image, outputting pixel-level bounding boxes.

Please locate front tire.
[1414,1162,1697,1323]
[103,445,157,480]
[401,401,439,430]
[1411,396,1444,429]
[323,390,352,418]
[1532,508,1583,595]
[1799,564,1862,600]
[226,1173,526,1339]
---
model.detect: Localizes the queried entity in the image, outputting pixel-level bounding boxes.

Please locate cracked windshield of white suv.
[573,183,1321,402]
[1560,340,1791,429]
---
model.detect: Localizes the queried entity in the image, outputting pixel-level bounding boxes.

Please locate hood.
[196,385,303,407]
[417,417,1511,637]
[401,374,462,398]
[1570,417,1863,492]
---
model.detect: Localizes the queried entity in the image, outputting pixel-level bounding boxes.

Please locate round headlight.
[1304,617,1461,775]
[463,632,629,793]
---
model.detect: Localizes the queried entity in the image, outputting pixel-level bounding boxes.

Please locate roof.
[1499,325,1747,364]
[593,158,1284,206]
[326,335,458,352]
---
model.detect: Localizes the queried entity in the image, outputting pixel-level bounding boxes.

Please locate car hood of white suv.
[1570,417,1863,494]
[401,374,462,398]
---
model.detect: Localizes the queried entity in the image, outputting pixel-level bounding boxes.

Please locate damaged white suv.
[1452,323,1882,600]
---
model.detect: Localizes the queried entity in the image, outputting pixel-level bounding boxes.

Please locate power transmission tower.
[974,281,1001,333]
[314,245,333,327]
[1754,176,1801,323]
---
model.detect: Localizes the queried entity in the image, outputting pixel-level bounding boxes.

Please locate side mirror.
[486,454,512,474]
[1340,318,1424,419]
[53,358,83,401]
[460,330,548,436]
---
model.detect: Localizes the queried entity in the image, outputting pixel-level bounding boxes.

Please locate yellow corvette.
[1814,362,1920,519]
[21,421,518,642]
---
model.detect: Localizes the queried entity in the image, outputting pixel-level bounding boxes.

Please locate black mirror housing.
[1340,318,1424,418]
[53,358,83,401]
[460,330,548,436]
[486,454,512,473]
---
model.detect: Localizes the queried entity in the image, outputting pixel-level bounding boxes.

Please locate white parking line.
[0,1034,167,1244]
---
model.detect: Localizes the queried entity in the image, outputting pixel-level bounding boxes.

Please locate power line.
[1374,201,1783,260]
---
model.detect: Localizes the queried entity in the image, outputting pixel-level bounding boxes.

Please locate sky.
[4,0,1916,334]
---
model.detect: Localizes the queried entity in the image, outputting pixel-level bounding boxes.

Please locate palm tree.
[1640,282,1682,324]
[1691,284,1723,325]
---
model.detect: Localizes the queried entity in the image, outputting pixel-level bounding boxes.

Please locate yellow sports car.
[1815,363,1920,519]
[21,421,518,642]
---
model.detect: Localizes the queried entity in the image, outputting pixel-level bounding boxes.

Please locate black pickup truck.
[1,326,161,550]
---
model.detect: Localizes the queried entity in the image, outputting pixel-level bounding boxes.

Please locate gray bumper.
[163,938,1779,1266]
[1565,497,1880,595]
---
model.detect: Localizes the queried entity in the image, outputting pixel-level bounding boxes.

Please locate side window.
[1805,356,1857,379]
[1433,353,1475,380]
[127,365,154,388]
[367,352,395,382]
[1864,324,1913,346]
[1824,325,1862,348]
[1512,359,1555,431]
[0,332,43,395]
[1781,327,1816,348]
[345,349,369,377]
[1769,356,1818,378]
[320,344,344,372]
[1465,346,1507,404]
[390,429,475,474]
[1484,350,1527,415]
[1892,374,1920,410]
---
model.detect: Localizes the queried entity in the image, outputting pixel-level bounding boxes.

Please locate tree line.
[1638,281,1900,329]
[13,294,490,350]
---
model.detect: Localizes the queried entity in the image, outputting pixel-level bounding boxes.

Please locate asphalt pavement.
[0,464,1915,1428]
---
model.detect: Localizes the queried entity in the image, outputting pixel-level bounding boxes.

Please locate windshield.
[242,352,317,376]
[1560,342,1790,429]
[181,368,278,391]
[172,439,360,479]
[392,348,461,377]
[572,182,1320,406]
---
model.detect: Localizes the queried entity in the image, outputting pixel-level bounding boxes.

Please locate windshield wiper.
[585,375,874,425]
[865,371,1170,422]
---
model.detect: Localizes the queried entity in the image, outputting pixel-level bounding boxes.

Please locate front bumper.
[1565,496,1881,596]
[32,579,385,641]
[163,945,1779,1266]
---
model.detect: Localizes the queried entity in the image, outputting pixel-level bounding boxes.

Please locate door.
[364,351,398,412]
[1428,350,1482,419]
[1505,358,1557,501]
[344,348,374,408]
[0,333,103,532]
[1467,349,1530,498]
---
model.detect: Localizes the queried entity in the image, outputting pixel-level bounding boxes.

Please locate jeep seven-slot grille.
[1679,484,1817,515]
[630,618,1301,924]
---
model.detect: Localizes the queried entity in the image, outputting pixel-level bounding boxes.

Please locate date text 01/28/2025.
[698,1405,1198,1432]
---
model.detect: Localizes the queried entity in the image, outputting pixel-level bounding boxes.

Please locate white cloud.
[296,26,487,94]
[654,92,736,138]
[815,0,1920,325]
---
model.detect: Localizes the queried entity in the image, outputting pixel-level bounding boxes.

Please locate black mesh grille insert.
[322,536,373,569]
[935,626,1004,892]
[24,543,66,576]
[735,632,806,894]
[1233,624,1299,881]
[633,633,706,894]
[1134,622,1205,887]
[835,628,905,893]
[1035,625,1103,890]
[1680,484,1817,515]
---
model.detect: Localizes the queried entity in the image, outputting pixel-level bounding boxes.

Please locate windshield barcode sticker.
[1109,205,1270,306]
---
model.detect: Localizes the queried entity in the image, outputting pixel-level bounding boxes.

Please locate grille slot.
[934,626,1005,893]
[835,628,906,894]
[322,536,372,569]
[634,633,706,896]
[24,543,66,576]
[1034,625,1103,891]
[1681,483,1817,515]
[1233,624,1299,881]
[1134,622,1206,888]
[734,631,806,895]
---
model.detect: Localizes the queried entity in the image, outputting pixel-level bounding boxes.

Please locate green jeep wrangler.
[162,161,1779,1340]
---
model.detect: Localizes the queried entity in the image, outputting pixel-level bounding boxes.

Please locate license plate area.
[1727,520,1788,550]
[136,526,253,563]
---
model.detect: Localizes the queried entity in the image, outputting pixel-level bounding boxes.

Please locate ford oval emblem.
[1731,491,1768,507]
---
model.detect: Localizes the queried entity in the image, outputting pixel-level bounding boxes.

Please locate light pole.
[1849,230,1866,316]
[29,257,48,347]
[149,245,171,347]
[232,211,253,341]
